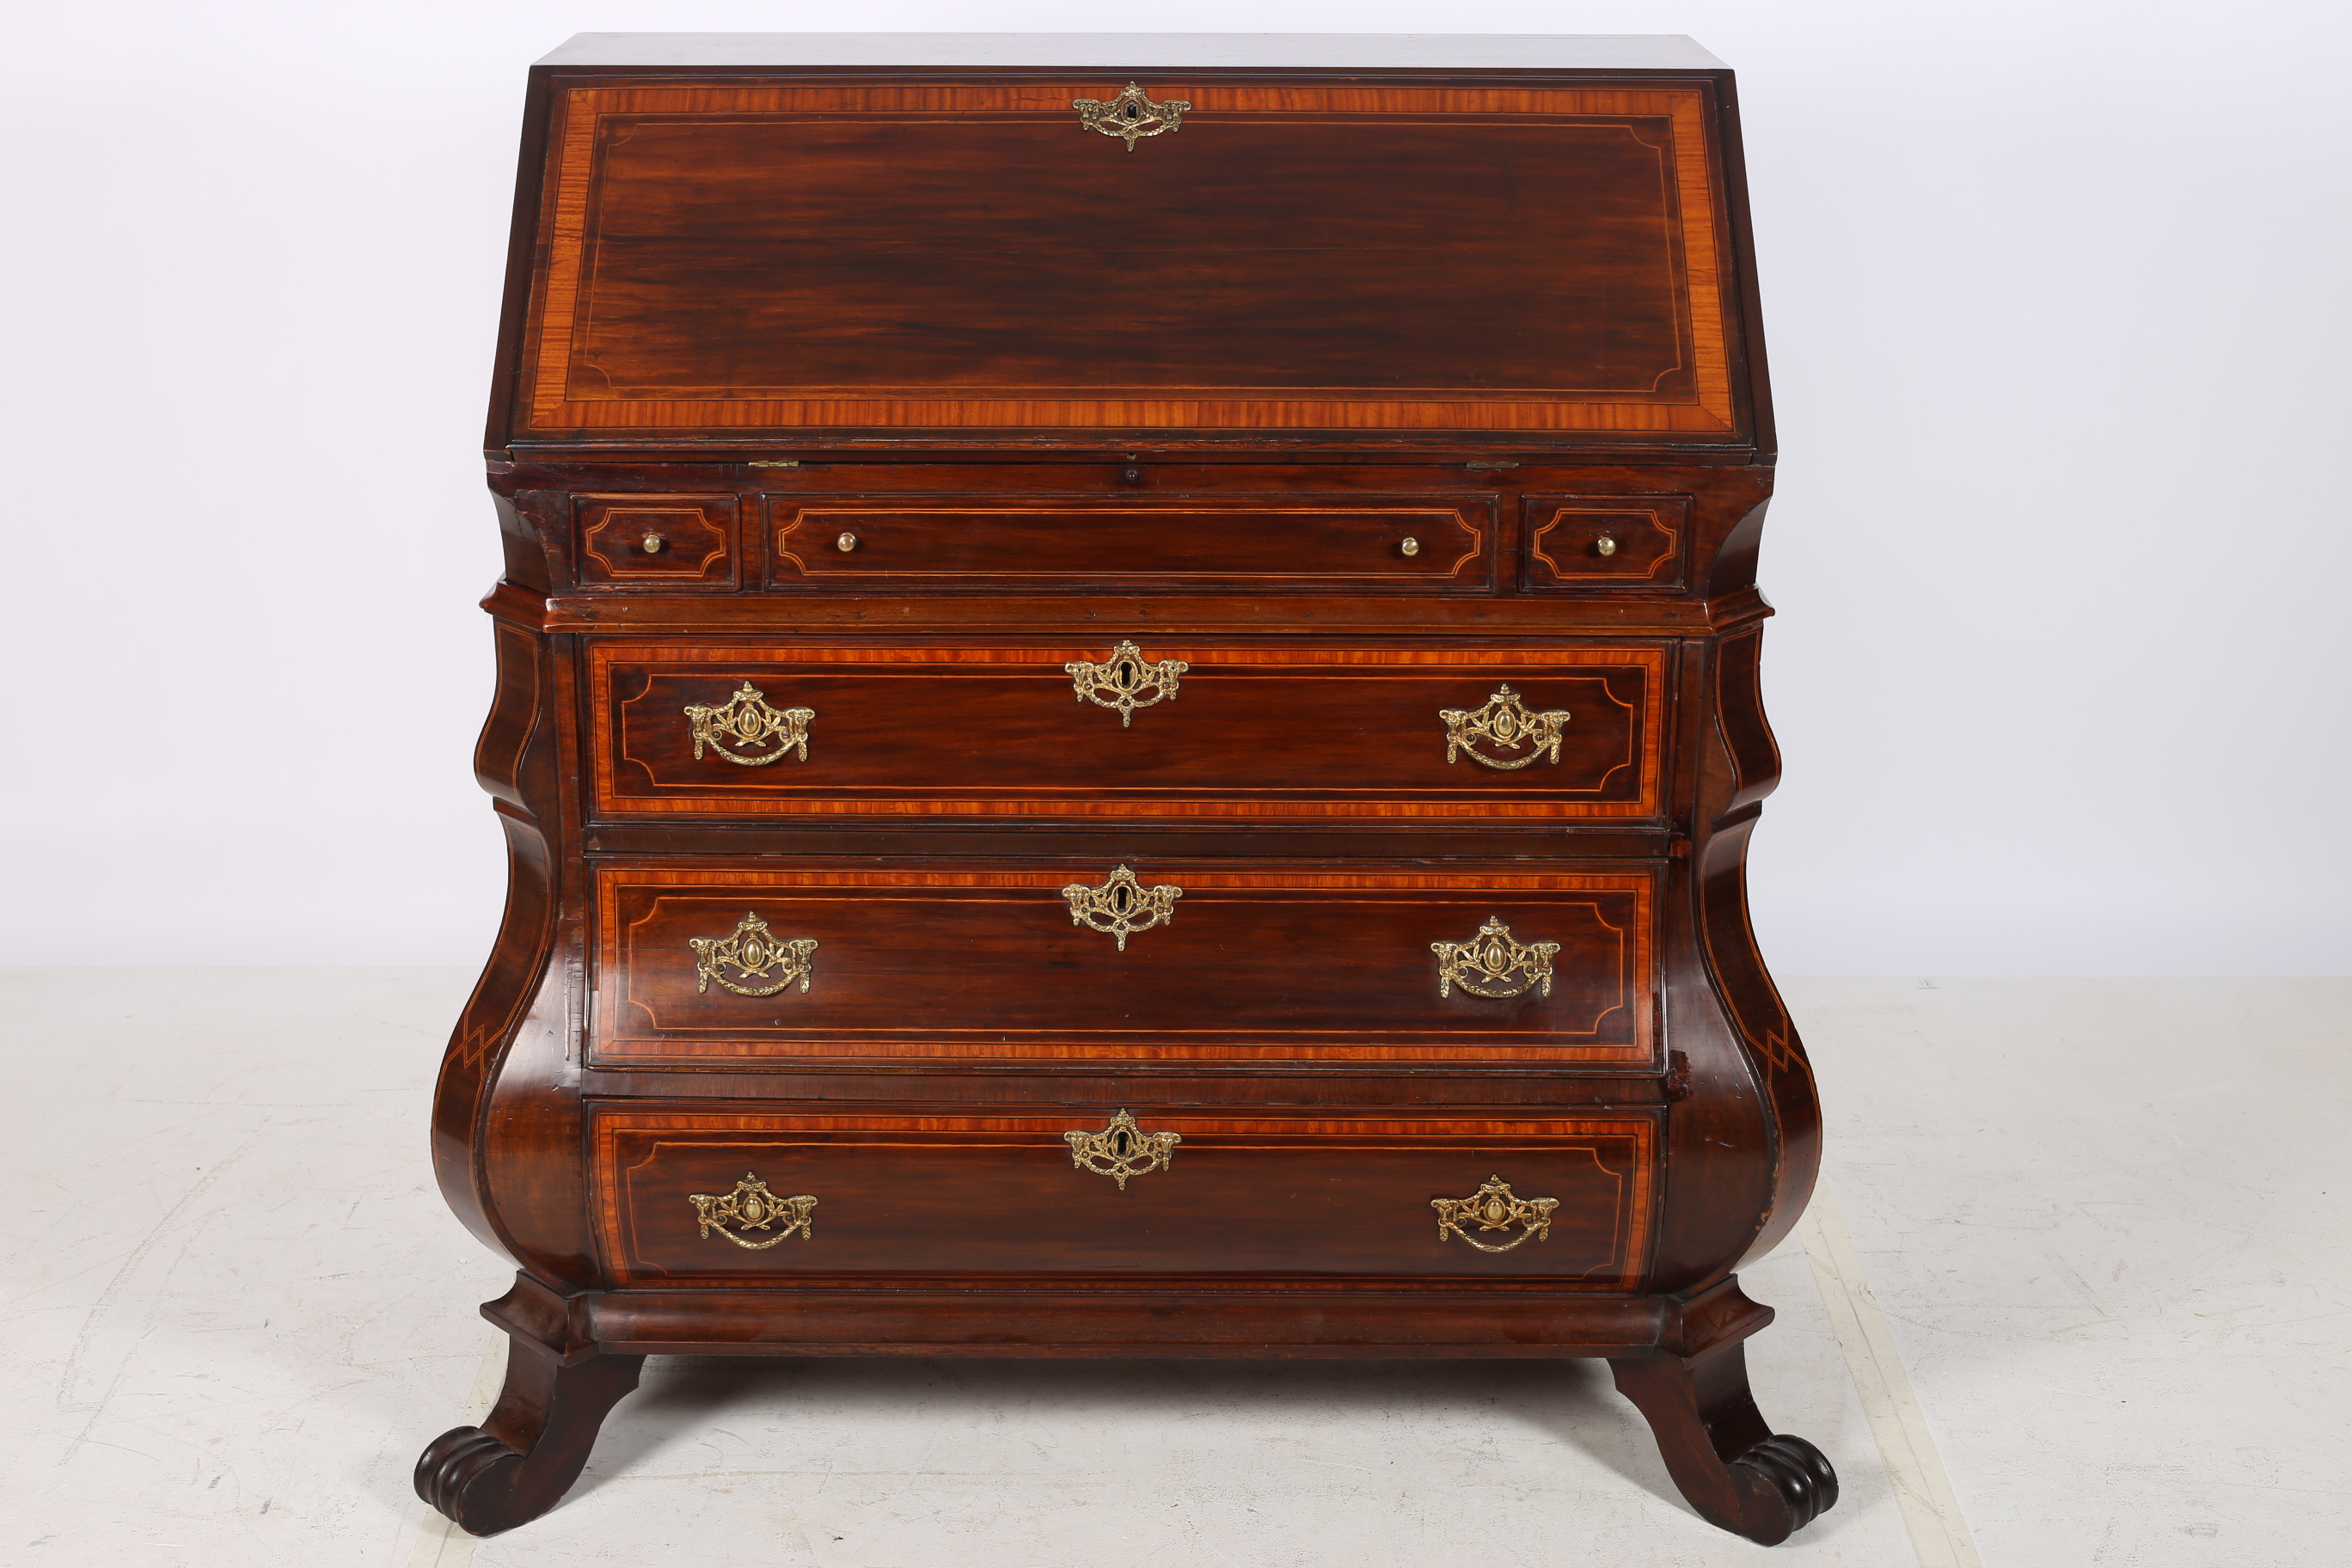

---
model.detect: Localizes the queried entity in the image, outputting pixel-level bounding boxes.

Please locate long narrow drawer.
[591,862,1657,1068]
[588,641,1666,821]
[769,496,1495,591]
[591,1106,1658,1285]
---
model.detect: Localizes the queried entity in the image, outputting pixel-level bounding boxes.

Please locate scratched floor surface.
[2,971,2342,1565]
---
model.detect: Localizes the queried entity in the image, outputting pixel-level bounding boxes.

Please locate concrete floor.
[3,971,2343,1565]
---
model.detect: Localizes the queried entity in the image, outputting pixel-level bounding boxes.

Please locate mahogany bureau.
[418,33,1837,1546]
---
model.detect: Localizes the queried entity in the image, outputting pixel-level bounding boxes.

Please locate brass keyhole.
[641,532,665,554]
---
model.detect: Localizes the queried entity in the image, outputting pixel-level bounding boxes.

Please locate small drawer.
[591,1106,1657,1285]
[591,861,1657,1069]
[1522,496,1687,591]
[575,494,738,588]
[767,496,1494,591]
[589,640,1665,823]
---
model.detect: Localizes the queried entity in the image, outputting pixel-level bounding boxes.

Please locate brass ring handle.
[836,531,859,552]
[689,912,818,996]
[1066,640,1188,727]
[1432,1177,1558,1253]
[1439,684,1571,770]
[1595,535,1618,557]
[1062,865,1181,952]
[689,1173,816,1248]
[1064,1110,1179,1189]
[641,532,665,554]
[684,681,814,765]
[1400,536,1421,556]
[1431,916,1559,999]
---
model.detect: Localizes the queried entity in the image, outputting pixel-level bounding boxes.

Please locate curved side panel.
[432,805,556,1260]
[435,615,602,1285]
[1698,628,1822,1269]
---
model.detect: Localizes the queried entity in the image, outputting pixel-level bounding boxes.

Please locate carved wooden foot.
[1611,1339,1838,1545]
[414,1334,646,1536]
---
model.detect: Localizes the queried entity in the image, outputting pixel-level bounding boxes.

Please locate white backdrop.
[4,1,2345,973]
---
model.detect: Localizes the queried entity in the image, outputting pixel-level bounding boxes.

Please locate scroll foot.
[413,1334,645,1535]
[1610,1339,1838,1544]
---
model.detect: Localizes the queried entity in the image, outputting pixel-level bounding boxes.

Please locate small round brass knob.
[641,532,665,554]
[836,532,859,553]
[1595,535,1619,557]
[1400,536,1421,557]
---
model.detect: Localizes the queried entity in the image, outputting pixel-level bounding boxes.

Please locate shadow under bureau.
[418,31,1837,1547]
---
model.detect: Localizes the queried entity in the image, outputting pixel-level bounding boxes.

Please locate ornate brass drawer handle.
[683,681,814,765]
[1433,1177,1559,1253]
[1064,1110,1180,1189]
[1440,684,1571,770]
[689,911,818,996]
[1062,864,1182,952]
[1072,83,1192,151]
[689,1173,816,1249]
[1066,640,1188,726]
[1431,916,1559,1000]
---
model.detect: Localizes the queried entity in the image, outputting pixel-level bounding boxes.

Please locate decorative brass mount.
[683,681,814,765]
[1072,83,1192,150]
[1063,1109,1180,1189]
[689,1173,817,1249]
[1062,864,1182,952]
[1430,916,1560,1000]
[689,911,818,996]
[1431,1177,1559,1253]
[1066,640,1187,726]
[1439,684,1571,770]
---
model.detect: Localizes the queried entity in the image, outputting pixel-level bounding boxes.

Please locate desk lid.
[493,35,1769,456]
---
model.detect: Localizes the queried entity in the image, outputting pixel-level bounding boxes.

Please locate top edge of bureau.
[532,34,1732,74]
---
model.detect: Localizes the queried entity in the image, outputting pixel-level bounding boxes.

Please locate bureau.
[418,33,1836,1547]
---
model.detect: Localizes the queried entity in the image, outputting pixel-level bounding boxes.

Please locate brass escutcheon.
[1439,684,1571,770]
[1061,865,1182,952]
[1063,1109,1180,1189]
[689,911,818,996]
[1432,1176,1559,1253]
[689,1173,817,1249]
[1066,640,1187,727]
[683,681,814,766]
[1071,83,1192,151]
[1430,916,1560,1000]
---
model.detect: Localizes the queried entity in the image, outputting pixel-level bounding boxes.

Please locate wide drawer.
[591,862,1657,1068]
[589,641,1665,821]
[591,1106,1657,1285]
[770,496,1493,591]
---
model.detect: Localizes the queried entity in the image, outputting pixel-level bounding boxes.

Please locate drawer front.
[575,494,738,588]
[770,497,1492,591]
[591,1107,1657,1285]
[591,863,1657,1067]
[1522,496,1688,591]
[590,642,1665,821]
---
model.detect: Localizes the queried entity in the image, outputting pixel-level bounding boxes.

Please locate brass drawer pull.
[1066,640,1188,726]
[1072,83,1191,151]
[689,912,818,996]
[1432,1177,1558,1253]
[1064,1110,1180,1189]
[1439,684,1571,769]
[684,681,814,765]
[1062,864,1182,951]
[1431,916,1559,1000]
[689,1173,816,1249]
